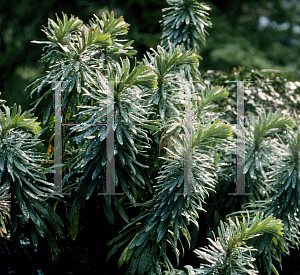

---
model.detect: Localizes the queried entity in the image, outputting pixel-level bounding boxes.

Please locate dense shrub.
[0,1,299,274]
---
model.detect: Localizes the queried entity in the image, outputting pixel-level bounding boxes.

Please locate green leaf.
[15,182,29,219]
[32,199,64,236]
[119,103,129,123]
[138,243,151,274]
[107,234,135,261]
[30,227,39,248]
[101,195,115,225]
[140,124,161,131]
[116,124,123,145]
[70,209,80,240]
[271,264,280,275]
[11,104,17,118]
[112,195,129,223]
[118,148,126,167]
[0,151,6,172]
[130,257,140,275]
[157,220,169,242]
[92,161,103,180]
[122,126,135,148]
[118,236,136,269]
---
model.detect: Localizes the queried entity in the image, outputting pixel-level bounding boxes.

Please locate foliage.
[0,185,10,238]
[168,211,284,275]
[0,103,64,254]
[2,0,300,115]
[1,1,300,274]
[27,11,137,130]
[142,43,200,122]
[160,0,212,54]
[170,105,299,275]
[106,88,233,274]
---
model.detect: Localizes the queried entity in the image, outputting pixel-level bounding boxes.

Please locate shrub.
[1,1,300,274]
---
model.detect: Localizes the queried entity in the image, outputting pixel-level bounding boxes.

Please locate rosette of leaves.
[243,107,295,201]
[142,43,200,122]
[240,122,300,274]
[60,57,158,239]
[27,11,136,130]
[160,0,212,54]
[221,116,299,275]
[227,205,297,275]
[88,11,137,61]
[169,211,284,275]
[0,103,64,253]
[158,82,231,162]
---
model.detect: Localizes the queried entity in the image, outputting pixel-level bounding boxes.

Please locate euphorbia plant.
[0,103,64,254]
[1,1,299,274]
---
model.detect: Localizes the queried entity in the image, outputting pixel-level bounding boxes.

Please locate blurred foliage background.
[1,0,300,118]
